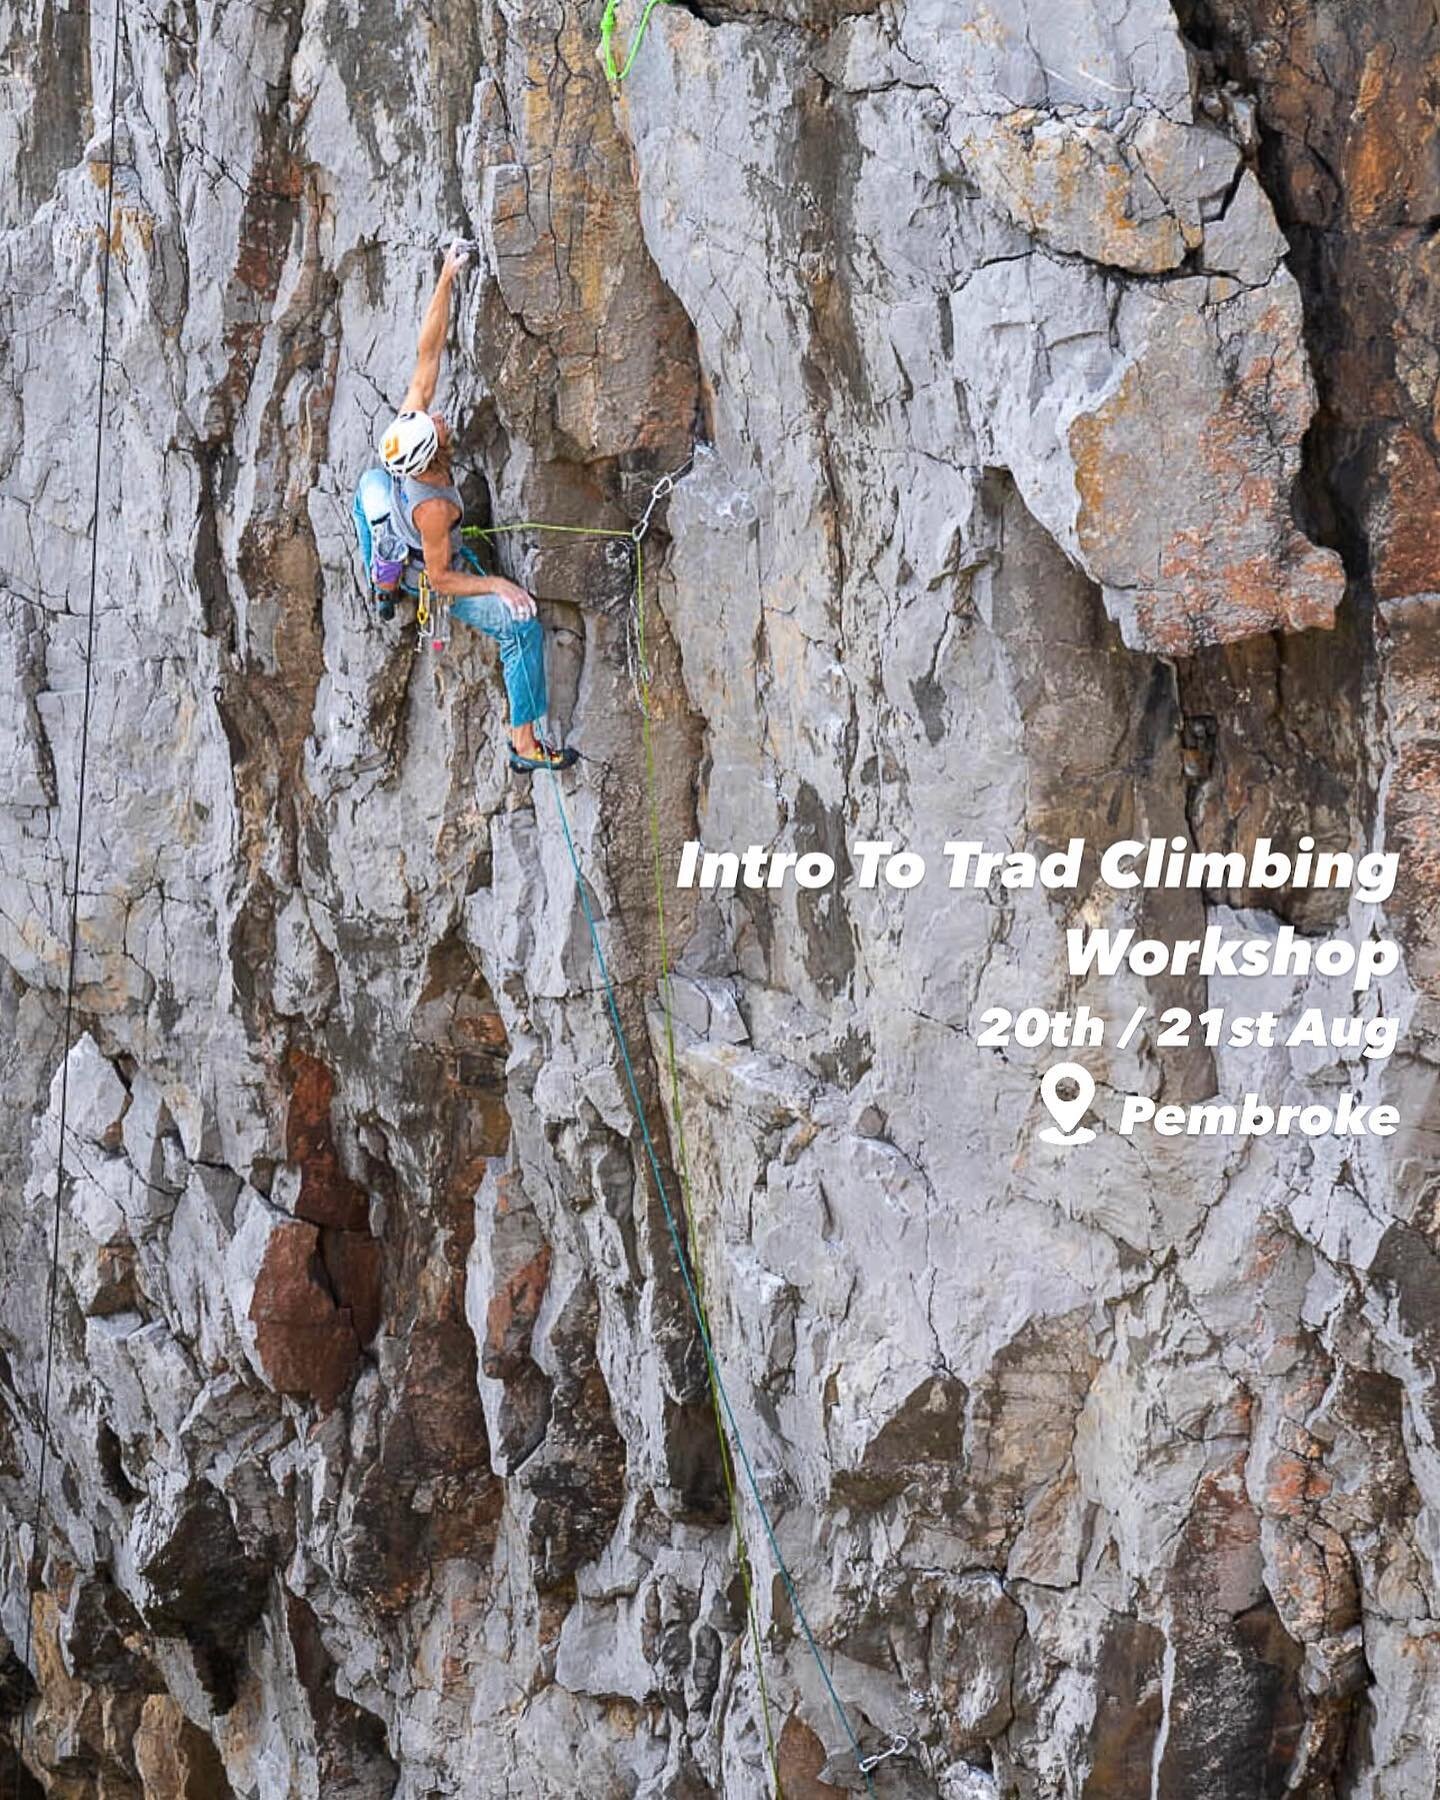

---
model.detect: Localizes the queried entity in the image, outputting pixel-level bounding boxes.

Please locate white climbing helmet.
[379,410,439,477]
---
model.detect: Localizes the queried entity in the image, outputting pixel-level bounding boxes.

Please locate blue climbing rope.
[486,517,880,1796]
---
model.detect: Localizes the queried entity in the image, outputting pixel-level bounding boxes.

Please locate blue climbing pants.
[450,593,549,728]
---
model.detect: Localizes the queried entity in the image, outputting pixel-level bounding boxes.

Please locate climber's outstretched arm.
[402,243,468,413]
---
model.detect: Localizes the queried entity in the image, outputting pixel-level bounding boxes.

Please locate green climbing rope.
[598,0,669,82]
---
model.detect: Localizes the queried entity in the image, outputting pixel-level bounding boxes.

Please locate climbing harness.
[404,543,495,657]
[12,3,124,1797]
[598,0,670,82]
[481,460,879,1796]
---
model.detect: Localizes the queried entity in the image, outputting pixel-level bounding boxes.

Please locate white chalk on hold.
[444,237,480,263]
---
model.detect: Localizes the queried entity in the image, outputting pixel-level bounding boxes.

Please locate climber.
[354,242,577,774]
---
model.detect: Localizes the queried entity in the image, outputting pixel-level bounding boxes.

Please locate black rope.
[11,0,125,1790]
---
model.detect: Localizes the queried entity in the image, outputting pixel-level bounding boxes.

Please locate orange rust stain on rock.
[321,1228,383,1347]
[285,1049,369,1231]
[245,1052,387,1397]
[134,1693,234,1799]
[1346,45,1409,225]
[1072,329,1342,652]
[248,1216,360,1411]
[777,1715,849,1798]
[485,1243,552,1372]
[1069,360,1144,557]
[1371,428,1440,599]
[1262,1450,1331,1520]
[1187,1456,1262,1567]
[1266,1535,1330,1639]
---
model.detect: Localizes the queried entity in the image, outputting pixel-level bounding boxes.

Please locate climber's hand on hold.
[492,578,536,620]
[442,241,471,283]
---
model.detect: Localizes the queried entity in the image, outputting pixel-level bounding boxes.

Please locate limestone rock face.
[1,0,1439,1796]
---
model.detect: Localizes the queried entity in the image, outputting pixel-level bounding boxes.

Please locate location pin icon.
[1039,1062,1097,1146]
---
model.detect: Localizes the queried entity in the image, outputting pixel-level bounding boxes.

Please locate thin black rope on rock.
[11,0,125,1792]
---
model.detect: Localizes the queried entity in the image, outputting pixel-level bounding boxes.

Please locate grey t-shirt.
[392,471,464,555]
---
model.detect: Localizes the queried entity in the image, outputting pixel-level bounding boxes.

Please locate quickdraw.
[858,1734,912,1774]
[415,570,450,654]
[631,457,690,544]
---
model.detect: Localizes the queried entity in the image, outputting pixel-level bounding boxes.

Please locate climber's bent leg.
[450,592,548,725]
[499,615,548,729]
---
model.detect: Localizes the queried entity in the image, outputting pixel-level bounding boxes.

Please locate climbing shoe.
[509,741,579,774]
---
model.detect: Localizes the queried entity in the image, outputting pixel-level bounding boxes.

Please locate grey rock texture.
[1,0,1438,1795]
